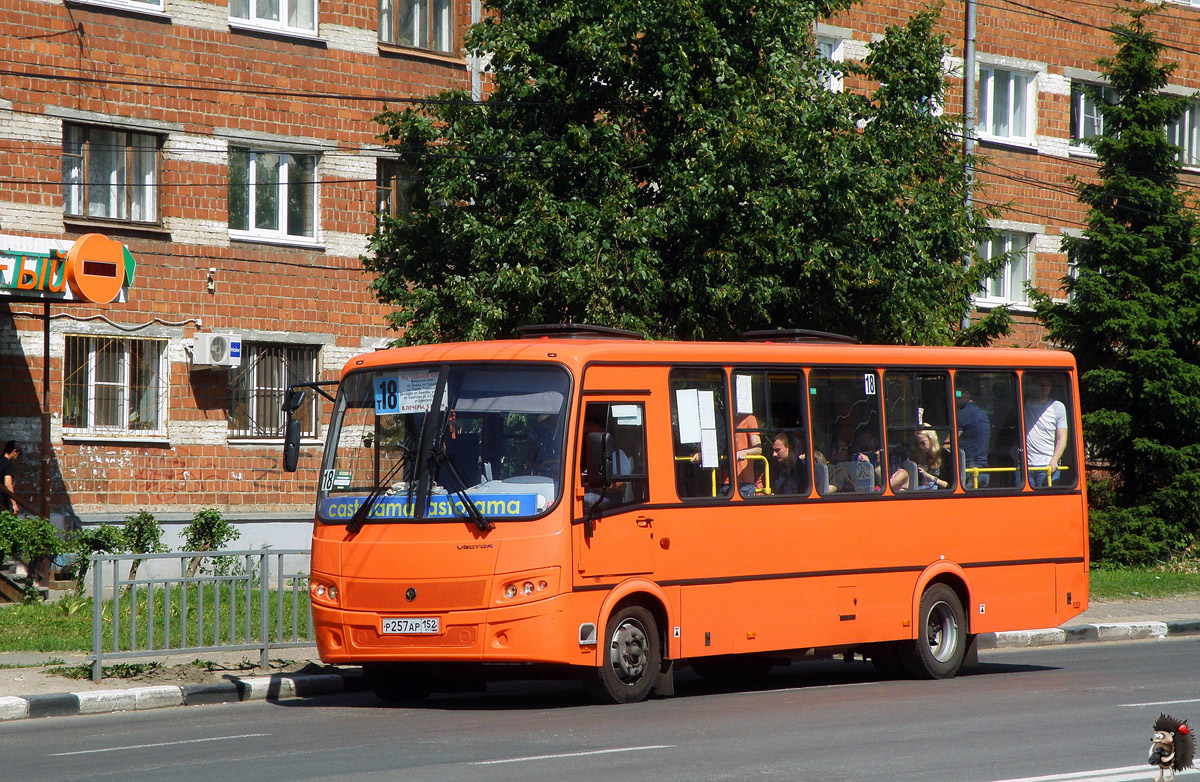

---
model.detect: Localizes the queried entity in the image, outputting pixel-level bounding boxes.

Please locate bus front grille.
[344,578,489,611]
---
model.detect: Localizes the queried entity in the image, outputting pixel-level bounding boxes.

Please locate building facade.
[3,0,1198,539]
[1,0,478,543]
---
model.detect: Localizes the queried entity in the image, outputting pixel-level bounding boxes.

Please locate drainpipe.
[962,0,977,331]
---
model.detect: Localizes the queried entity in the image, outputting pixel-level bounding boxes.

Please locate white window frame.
[1071,82,1116,154]
[228,148,319,245]
[228,343,319,440]
[978,66,1036,146]
[817,37,844,93]
[1168,103,1200,169]
[62,336,168,439]
[975,232,1032,308]
[229,0,317,35]
[62,124,161,224]
[379,0,454,53]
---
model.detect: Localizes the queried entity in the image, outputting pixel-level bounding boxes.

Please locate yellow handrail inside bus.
[744,454,772,496]
[963,465,1069,489]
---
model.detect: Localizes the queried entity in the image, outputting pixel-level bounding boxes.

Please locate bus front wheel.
[904,584,967,679]
[586,605,661,704]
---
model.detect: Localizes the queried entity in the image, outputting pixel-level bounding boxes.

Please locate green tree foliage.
[69,523,126,591]
[367,0,1000,344]
[183,508,240,577]
[122,510,167,581]
[1034,4,1200,564]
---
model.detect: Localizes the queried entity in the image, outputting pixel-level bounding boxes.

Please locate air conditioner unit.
[192,333,242,368]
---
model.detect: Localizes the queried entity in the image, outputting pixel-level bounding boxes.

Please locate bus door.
[574,398,654,578]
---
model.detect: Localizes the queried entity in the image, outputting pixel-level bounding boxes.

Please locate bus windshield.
[317,363,570,525]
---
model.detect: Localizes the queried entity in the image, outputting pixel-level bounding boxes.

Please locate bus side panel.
[963,563,1056,634]
[1055,562,1088,625]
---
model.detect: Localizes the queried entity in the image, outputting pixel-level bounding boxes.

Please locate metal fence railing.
[90,548,313,682]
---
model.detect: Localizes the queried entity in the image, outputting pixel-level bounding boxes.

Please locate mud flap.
[652,660,675,697]
[964,634,979,667]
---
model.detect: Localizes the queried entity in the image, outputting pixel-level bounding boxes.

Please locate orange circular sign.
[66,234,127,304]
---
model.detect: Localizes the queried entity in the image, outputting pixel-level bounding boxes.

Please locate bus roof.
[341,338,1076,378]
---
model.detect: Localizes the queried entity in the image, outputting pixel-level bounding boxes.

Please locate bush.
[0,511,21,562]
[183,508,239,577]
[69,524,127,590]
[122,509,167,581]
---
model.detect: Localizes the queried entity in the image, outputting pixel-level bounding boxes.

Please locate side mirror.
[282,388,306,414]
[282,416,302,472]
[585,431,612,488]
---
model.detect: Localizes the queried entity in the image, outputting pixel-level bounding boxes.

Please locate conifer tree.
[1035,4,1200,564]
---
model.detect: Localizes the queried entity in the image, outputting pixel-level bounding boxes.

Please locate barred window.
[229,343,318,439]
[63,336,167,436]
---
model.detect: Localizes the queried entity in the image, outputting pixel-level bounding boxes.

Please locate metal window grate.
[228,343,318,438]
[63,336,166,434]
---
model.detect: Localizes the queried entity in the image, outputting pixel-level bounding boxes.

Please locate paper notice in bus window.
[700,428,719,468]
[676,389,702,444]
[612,404,642,425]
[375,369,439,416]
[735,374,753,415]
[698,390,716,430]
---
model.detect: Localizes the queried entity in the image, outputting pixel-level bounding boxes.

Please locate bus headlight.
[497,569,559,604]
[311,579,339,606]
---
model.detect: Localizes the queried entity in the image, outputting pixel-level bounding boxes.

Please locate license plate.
[382,616,440,634]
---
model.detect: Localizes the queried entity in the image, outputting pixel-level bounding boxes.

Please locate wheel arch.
[912,562,973,635]
[596,578,675,661]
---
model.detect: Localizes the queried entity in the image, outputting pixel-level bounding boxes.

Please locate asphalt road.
[5,639,1200,782]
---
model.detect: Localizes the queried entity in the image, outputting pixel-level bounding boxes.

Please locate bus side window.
[733,369,810,498]
[883,371,954,493]
[1021,371,1077,490]
[581,402,648,510]
[956,371,1021,490]
[669,368,731,500]
[810,368,882,495]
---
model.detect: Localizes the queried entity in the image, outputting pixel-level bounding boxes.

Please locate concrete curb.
[0,669,365,723]
[978,618,1200,650]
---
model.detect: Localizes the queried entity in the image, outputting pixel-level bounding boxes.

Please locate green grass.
[1089,567,1200,601]
[0,584,311,654]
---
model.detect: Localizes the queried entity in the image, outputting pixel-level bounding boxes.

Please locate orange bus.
[282,325,1088,704]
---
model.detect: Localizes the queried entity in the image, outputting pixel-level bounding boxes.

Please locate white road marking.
[471,744,673,765]
[1121,697,1200,708]
[50,733,270,757]
[991,764,1199,782]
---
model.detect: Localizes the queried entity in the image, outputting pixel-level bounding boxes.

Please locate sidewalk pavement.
[2,597,1199,722]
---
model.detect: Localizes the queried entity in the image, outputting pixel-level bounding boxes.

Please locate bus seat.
[835,460,875,493]
[902,459,919,490]
[814,460,830,495]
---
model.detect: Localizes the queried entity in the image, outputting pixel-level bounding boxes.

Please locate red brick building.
[1,0,478,544]
[2,0,1196,541]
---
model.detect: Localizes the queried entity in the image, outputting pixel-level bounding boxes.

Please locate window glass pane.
[257,0,280,22]
[1011,73,1028,138]
[395,0,420,46]
[230,0,249,18]
[130,133,157,222]
[63,337,89,429]
[289,0,314,30]
[88,128,127,220]
[128,340,161,430]
[228,148,249,231]
[810,368,882,495]
[254,153,280,231]
[991,71,1010,137]
[956,371,1021,489]
[286,154,315,237]
[93,339,124,428]
[433,0,451,50]
[884,372,954,493]
[230,343,319,438]
[581,402,648,511]
[734,371,809,498]
[379,0,393,42]
[669,368,730,499]
[63,126,83,216]
[1009,236,1029,302]
[1022,371,1077,489]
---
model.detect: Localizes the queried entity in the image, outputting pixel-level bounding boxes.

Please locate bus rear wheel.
[903,584,967,679]
[363,662,433,704]
[585,605,661,704]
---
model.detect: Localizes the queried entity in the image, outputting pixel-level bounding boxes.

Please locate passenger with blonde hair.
[913,428,953,490]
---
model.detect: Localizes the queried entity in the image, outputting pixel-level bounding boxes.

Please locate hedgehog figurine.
[1150,713,1195,782]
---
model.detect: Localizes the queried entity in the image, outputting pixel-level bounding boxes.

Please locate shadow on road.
[267,656,1060,713]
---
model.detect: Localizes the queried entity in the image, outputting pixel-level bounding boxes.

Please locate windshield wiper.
[346,447,411,534]
[432,444,493,532]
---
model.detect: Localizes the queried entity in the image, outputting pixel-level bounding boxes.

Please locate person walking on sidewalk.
[1,440,21,514]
